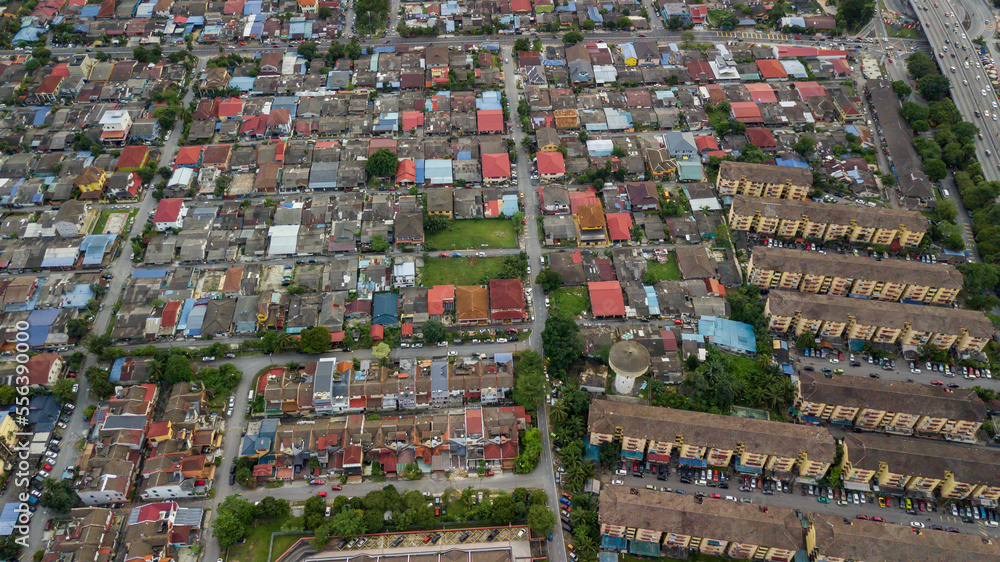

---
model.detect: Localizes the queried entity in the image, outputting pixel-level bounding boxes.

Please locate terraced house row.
[747,247,963,305]
[599,487,1000,562]
[588,400,835,481]
[727,195,928,247]
[715,160,813,200]
[796,371,987,443]
[764,291,994,352]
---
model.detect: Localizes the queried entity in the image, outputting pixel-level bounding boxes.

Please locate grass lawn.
[887,25,919,39]
[91,210,130,234]
[425,219,517,250]
[227,518,308,562]
[271,533,310,562]
[421,256,508,286]
[550,287,590,319]
[644,254,681,282]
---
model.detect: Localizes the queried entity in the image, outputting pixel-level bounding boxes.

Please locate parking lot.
[329,526,530,552]
[607,463,1000,539]
[796,350,1000,392]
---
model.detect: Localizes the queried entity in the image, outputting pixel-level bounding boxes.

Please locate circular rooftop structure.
[609,340,651,379]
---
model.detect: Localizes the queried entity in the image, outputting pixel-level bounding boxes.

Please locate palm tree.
[276,332,296,352]
[147,358,165,382]
[548,403,568,425]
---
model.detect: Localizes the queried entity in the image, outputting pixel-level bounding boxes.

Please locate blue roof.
[229,76,256,91]
[32,107,51,127]
[501,194,518,217]
[414,158,425,184]
[244,0,262,14]
[177,298,196,331]
[775,157,810,169]
[698,315,756,354]
[80,6,100,17]
[132,269,168,279]
[109,357,126,383]
[80,234,117,266]
[26,309,59,346]
[0,503,19,536]
[61,284,94,308]
[12,27,43,44]
[372,293,399,325]
[494,352,513,364]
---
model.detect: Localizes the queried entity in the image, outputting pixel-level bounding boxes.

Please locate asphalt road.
[610,472,1000,539]
[916,0,1000,181]
[796,352,1000,391]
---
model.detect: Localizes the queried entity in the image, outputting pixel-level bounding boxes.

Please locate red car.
[331,484,342,491]
[856,514,869,520]
[42,463,52,471]
[709,493,721,499]
[309,479,326,485]
[872,516,885,522]
[673,319,683,325]
[67,372,76,378]
[44,519,53,531]
[317,491,327,497]
[439,253,449,257]
[795,35,801,39]
[931,380,944,386]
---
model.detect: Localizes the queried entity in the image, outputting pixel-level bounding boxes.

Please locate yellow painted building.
[715,161,813,200]
[728,195,928,247]
[765,291,993,353]
[748,247,962,305]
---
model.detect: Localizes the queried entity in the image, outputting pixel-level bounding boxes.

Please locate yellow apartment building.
[715,161,813,200]
[728,195,928,247]
[765,292,993,353]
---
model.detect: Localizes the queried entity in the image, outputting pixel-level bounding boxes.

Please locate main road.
[915,0,1000,181]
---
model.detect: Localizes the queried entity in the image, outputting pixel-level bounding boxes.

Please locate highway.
[914,0,1000,181]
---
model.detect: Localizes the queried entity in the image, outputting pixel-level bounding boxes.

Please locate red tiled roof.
[175,146,204,167]
[153,198,184,223]
[401,110,424,131]
[745,127,776,149]
[510,0,531,11]
[686,60,714,81]
[745,82,778,103]
[116,145,150,170]
[730,101,763,123]
[218,97,244,117]
[755,59,787,79]
[588,281,625,317]
[370,324,384,340]
[489,278,525,321]
[794,81,827,100]
[482,152,511,179]
[396,159,416,183]
[537,151,565,175]
[695,135,719,152]
[605,212,633,241]
[428,284,454,316]
[477,109,504,133]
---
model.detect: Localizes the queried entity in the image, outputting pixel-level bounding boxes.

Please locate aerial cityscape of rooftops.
[4,0,1000,559]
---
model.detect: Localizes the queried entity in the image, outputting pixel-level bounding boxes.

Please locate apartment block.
[715,161,813,200]
[599,486,1000,562]
[841,433,1000,503]
[728,195,928,247]
[796,371,987,443]
[588,399,834,481]
[765,291,994,353]
[748,247,962,305]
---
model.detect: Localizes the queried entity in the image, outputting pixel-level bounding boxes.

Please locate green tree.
[527,504,557,536]
[296,41,319,60]
[371,235,390,252]
[616,16,633,29]
[935,198,958,222]
[372,342,391,360]
[421,320,447,343]
[918,74,950,102]
[581,19,596,30]
[793,135,816,155]
[513,350,548,409]
[536,269,562,292]
[598,441,621,470]
[52,379,77,404]
[163,354,193,384]
[303,494,327,530]
[0,385,14,405]
[424,214,451,234]
[330,507,367,538]
[513,38,530,52]
[562,31,584,44]
[713,10,739,29]
[255,497,291,520]
[39,480,82,513]
[299,326,331,354]
[795,330,815,349]
[490,493,517,525]
[906,51,938,80]
[542,315,581,376]
[835,0,875,30]
[891,80,912,99]
[67,318,88,340]
[318,5,332,18]
[366,148,398,178]
[924,158,948,181]
[345,39,362,60]
[881,173,896,187]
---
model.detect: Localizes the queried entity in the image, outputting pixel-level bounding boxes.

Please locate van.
[248,390,254,401]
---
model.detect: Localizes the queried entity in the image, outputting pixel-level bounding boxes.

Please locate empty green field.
[425,219,517,250]
[549,286,590,319]
[644,254,682,282]
[421,256,508,286]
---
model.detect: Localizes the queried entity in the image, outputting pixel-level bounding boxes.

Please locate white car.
[611,479,624,485]
[724,496,737,502]
[910,521,925,528]
[447,350,458,356]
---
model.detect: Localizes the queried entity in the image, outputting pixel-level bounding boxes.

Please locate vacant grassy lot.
[644,254,681,282]
[227,517,309,562]
[426,219,517,250]
[421,256,508,286]
[549,287,590,319]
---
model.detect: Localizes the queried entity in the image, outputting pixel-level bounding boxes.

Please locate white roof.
[267,224,300,256]
[99,110,130,125]
[168,167,194,187]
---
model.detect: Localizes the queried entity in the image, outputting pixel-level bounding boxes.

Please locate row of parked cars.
[740,475,790,495]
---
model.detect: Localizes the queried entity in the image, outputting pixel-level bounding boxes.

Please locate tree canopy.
[513,351,547,409]
[366,148,398,178]
[542,316,581,376]
[299,326,331,354]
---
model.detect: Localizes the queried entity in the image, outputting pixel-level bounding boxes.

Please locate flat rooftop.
[843,432,1000,488]
[751,247,963,290]
[588,399,836,461]
[766,291,994,340]
[798,371,987,422]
